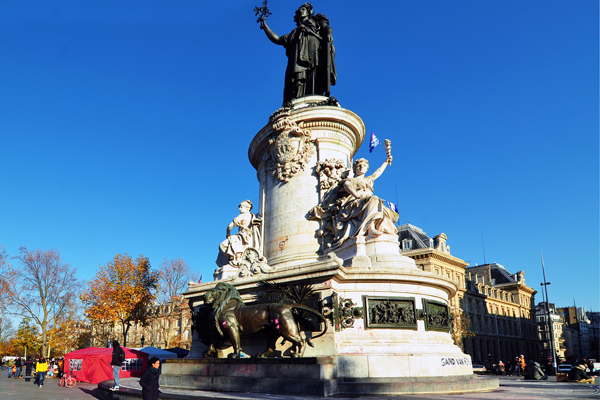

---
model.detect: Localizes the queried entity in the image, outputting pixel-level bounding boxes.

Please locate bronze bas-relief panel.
[422,299,451,332]
[362,296,417,330]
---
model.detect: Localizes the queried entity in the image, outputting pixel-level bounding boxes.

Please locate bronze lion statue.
[202,282,327,358]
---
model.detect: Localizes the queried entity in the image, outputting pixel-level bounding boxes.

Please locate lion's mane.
[208,282,244,336]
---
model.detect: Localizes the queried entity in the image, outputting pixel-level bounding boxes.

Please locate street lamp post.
[540,282,552,361]
[541,252,557,373]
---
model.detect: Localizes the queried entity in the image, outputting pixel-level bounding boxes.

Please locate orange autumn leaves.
[80,253,160,345]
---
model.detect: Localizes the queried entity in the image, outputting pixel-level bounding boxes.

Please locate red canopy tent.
[64,347,148,384]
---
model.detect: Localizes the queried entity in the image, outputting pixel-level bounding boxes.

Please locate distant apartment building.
[586,311,600,361]
[557,307,600,360]
[90,301,193,350]
[562,325,581,359]
[535,302,566,361]
[399,223,539,366]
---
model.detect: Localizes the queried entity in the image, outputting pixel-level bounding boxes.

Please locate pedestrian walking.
[139,356,161,400]
[514,356,522,376]
[518,355,526,376]
[24,356,33,382]
[109,340,126,391]
[35,357,48,387]
[14,357,22,379]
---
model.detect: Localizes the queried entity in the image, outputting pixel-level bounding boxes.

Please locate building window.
[402,239,413,250]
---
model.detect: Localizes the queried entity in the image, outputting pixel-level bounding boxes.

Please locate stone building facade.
[90,302,193,350]
[535,302,566,361]
[399,224,539,366]
[557,307,600,361]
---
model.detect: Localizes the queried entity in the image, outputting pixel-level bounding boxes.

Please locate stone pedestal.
[160,357,338,397]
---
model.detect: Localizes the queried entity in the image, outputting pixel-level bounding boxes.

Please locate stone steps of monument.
[337,375,499,395]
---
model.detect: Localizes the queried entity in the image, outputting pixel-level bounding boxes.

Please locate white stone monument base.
[185,258,473,380]
[330,234,416,269]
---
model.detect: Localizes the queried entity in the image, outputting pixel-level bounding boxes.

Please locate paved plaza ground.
[1,366,598,400]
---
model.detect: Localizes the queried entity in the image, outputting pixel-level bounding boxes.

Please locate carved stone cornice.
[406,249,469,269]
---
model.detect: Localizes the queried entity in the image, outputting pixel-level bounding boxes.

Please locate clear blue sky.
[1,1,597,311]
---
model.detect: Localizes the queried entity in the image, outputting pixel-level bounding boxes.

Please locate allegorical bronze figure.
[257,2,337,104]
[202,282,327,358]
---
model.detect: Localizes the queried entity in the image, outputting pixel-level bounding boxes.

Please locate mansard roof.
[397,223,431,249]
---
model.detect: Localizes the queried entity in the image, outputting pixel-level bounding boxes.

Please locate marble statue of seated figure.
[309,156,398,250]
[216,200,263,267]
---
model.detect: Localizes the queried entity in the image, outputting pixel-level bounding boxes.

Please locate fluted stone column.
[248,96,365,269]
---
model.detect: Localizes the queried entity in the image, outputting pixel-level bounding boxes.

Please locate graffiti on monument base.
[441,357,472,367]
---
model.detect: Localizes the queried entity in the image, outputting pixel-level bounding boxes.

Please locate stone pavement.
[110,375,600,400]
[2,365,599,400]
[0,366,99,400]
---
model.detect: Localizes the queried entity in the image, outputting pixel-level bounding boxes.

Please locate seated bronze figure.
[203,282,327,358]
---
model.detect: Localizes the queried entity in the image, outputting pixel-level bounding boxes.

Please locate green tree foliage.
[13,318,41,357]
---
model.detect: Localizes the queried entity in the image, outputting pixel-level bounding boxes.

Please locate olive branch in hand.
[254,0,271,24]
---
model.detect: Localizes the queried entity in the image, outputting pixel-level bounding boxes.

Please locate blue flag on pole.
[369,132,380,153]
[385,200,399,214]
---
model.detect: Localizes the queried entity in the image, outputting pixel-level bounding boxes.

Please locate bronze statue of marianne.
[258,2,337,104]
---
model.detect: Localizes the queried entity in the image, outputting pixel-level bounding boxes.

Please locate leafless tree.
[153,258,201,348]
[0,246,79,357]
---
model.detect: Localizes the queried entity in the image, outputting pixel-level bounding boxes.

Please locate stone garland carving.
[315,158,349,193]
[265,109,315,183]
[363,297,417,329]
[298,96,339,109]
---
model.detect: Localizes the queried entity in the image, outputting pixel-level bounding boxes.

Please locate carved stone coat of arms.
[265,109,315,183]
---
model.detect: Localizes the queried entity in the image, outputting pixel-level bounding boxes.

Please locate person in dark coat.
[23,356,33,382]
[14,357,22,379]
[568,363,595,383]
[139,356,160,400]
[110,340,125,391]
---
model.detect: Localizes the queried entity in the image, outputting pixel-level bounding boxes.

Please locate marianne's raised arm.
[260,19,285,45]
[369,154,393,181]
